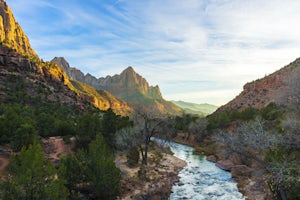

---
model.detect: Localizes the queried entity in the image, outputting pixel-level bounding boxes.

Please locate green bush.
[127,146,140,167]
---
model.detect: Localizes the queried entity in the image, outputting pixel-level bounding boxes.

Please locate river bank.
[171,134,272,200]
[116,147,186,199]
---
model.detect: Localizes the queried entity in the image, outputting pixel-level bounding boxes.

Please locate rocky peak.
[100,66,163,101]
[52,57,180,114]
[122,66,135,75]
[51,57,85,82]
[0,0,37,57]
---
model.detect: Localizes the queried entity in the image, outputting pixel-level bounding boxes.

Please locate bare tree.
[213,117,300,200]
[116,110,174,165]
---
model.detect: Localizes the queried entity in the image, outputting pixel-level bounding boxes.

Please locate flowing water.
[159,140,245,200]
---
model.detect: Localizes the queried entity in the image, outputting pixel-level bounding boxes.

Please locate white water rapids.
[155,139,245,200]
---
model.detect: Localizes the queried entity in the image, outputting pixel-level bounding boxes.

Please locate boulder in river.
[206,155,217,163]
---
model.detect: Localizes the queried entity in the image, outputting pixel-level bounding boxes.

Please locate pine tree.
[0,141,68,200]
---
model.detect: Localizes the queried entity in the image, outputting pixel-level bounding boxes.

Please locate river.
[160,140,245,200]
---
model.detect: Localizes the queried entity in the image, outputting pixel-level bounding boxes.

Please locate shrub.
[127,146,140,167]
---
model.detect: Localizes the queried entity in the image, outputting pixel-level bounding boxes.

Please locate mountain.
[171,100,218,116]
[0,2,131,116]
[69,79,132,115]
[52,57,182,115]
[217,58,300,112]
[0,1,36,58]
[0,43,81,106]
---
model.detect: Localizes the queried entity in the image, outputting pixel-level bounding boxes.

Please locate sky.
[6,0,300,106]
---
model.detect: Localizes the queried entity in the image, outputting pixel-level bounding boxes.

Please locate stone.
[229,152,242,165]
[0,1,37,57]
[231,165,253,178]
[216,159,234,171]
[206,155,217,163]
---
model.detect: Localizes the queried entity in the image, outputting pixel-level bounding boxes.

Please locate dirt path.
[42,137,75,162]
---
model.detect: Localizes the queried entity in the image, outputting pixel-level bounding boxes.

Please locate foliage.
[0,141,68,200]
[60,135,121,199]
[102,108,133,148]
[127,146,140,167]
[206,104,283,130]
[11,123,38,151]
[175,113,198,132]
[213,115,300,199]
[75,112,102,149]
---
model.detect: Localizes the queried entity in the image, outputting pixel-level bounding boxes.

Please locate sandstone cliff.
[52,57,182,115]
[0,0,37,58]
[218,58,300,112]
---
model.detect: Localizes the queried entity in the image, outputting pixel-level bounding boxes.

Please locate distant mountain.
[0,1,37,58]
[52,57,182,115]
[171,101,218,116]
[217,58,300,112]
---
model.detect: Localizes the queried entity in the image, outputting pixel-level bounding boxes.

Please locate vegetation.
[211,104,300,199]
[0,43,134,199]
[60,135,121,199]
[0,141,68,200]
[206,103,284,130]
[127,146,140,167]
[116,110,175,165]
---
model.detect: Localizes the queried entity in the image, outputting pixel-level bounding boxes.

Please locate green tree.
[11,123,38,151]
[61,135,121,199]
[59,154,82,192]
[0,141,68,200]
[75,113,102,149]
[102,108,133,148]
[83,135,121,199]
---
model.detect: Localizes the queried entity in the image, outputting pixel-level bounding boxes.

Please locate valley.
[0,0,299,200]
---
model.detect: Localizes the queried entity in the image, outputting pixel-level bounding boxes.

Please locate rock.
[52,57,182,115]
[177,181,184,186]
[206,155,217,163]
[0,1,37,57]
[216,159,234,171]
[231,165,253,178]
[229,152,242,165]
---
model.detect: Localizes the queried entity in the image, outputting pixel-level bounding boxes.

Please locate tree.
[117,111,174,165]
[102,108,133,148]
[83,135,121,199]
[213,117,299,200]
[11,123,38,151]
[0,141,68,200]
[75,113,102,149]
[60,135,121,199]
[175,113,199,140]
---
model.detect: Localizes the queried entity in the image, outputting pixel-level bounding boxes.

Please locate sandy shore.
[116,151,186,200]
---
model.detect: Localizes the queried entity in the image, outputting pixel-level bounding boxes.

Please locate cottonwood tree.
[116,110,175,165]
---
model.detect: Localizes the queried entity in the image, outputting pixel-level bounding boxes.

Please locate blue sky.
[6,0,300,105]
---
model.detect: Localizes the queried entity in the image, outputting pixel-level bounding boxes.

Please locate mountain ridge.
[52,57,182,115]
[217,57,300,112]
[171,100,218,116]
